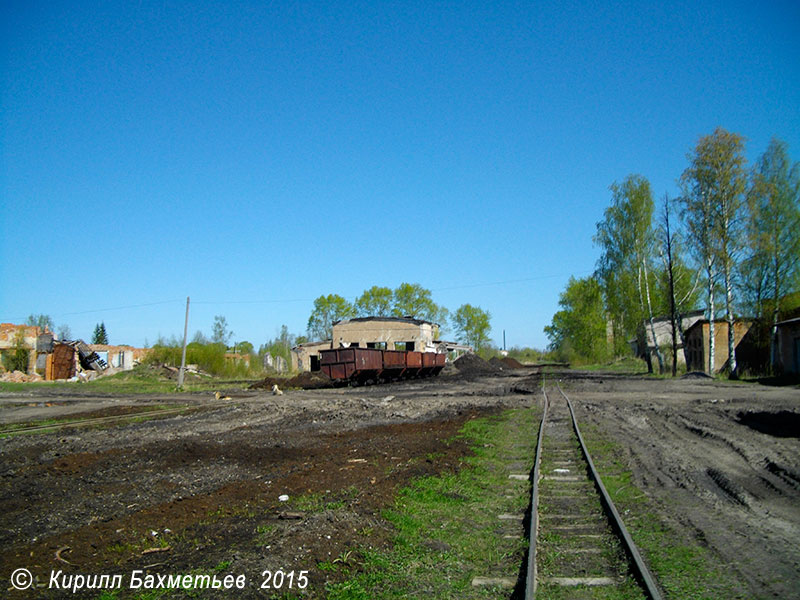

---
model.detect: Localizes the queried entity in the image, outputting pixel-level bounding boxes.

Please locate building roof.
[776,317,800,327]
[333,316,437,327]
[292,340,332,350]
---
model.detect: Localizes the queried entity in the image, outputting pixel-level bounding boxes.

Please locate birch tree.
[681,128,747,376]
[747,138,800,371]
[595,175,664,372]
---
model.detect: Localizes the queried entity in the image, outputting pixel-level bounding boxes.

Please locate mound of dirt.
[681,371,714,380]
[453,353,502,375]
[489,357,507,370]
[250,370,333,390]
[500,356,524,369]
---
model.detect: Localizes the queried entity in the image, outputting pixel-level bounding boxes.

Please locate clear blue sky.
[2,1,799,350]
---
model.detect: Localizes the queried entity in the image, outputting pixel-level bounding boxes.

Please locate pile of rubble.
[0,370,44,383]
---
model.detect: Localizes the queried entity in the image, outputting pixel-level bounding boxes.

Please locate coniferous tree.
[92,322,108,345]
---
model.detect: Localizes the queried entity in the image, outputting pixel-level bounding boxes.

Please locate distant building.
[1,323,44,373]
[632,310,705,370]
[291,316,449,373]
[88,344,148,370]
[332,316,440,352]
[684,319,759,374]
[291,340,332,372]
[435,341,473,359]
[775,318,800,375]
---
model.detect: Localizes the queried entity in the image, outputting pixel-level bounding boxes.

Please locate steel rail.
[557,383,663,600]
[523,373,549,599]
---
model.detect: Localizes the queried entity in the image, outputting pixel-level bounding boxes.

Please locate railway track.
[524,379,662,599]
[0,404,209,436]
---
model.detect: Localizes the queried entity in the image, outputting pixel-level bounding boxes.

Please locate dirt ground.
[1,367,799,598]
[562,371,800,599]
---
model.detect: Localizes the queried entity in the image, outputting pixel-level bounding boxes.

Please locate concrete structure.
[332,316,439,352]
[684,319,758,374]
[775,318,800,375]
[633,310,705,370]
[88,344,148,370]
[436,341,473,359]
[291,340,332,372]
[291,317,447,373]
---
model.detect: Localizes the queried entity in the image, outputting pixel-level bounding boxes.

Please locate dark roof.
[777,317,800,326]
[333,316,437,327]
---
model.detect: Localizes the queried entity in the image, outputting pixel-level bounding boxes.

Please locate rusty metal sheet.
[383,350,406,368]
[406,352,422,369]
[354,348,382,370]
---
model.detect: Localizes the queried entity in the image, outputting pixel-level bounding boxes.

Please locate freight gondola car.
[319,347,445,385]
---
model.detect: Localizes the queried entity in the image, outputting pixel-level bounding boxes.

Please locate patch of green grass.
[290,491,326,512]
[581,424,747,599]
[326,408,540,599]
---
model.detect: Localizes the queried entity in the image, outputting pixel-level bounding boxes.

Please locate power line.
[2,270,591,322]
[430,272,593,293]
[1,299,184,323]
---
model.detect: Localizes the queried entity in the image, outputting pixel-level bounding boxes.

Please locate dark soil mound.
[250,370,333,390]
[681,371,713,380]
[489,357,507,370]
[501,356,524,369]
[453,353,501,375]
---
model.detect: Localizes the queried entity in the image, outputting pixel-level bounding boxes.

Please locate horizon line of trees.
[306,282,493,351]
[546,129,800,377]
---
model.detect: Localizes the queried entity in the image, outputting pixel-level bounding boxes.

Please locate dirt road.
[562,371,800,599]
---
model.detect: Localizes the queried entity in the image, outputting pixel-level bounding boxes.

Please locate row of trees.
[306,283,493,350]
[546,129,800,375]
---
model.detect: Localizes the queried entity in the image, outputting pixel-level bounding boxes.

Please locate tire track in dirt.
[563,373,800,599]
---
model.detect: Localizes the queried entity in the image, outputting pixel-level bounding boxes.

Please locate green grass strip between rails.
[324,408,540,599]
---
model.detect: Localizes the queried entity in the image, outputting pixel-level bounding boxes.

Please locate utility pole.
[663,197,678,377]
[177,296,190,389]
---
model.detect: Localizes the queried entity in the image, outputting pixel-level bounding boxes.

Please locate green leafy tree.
[26,314,54,332]
[355,286,394,317]
[307,295,356,340]
[211,315,233,346]
[545,276,609,364]
[92,322,108,344]
[451,304,492,349]
[260,325,296,367]
[391,283,448,325]
[235,341,254,355]
[681,128,747,376]
[595,174,664,371]
[1,330,30,372]
[746,138,800,370]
